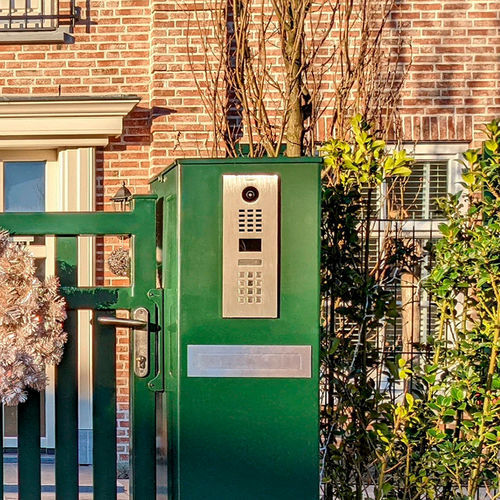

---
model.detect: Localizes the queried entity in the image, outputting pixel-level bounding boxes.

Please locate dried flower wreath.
[0,230,67,406]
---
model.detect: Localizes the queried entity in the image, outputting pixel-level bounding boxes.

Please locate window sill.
[0,28,73,44]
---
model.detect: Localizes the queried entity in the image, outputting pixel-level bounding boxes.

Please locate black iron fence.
[0,0,79,31]
[320,218,440,497]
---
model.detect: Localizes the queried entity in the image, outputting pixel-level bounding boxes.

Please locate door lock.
[136,355,147,371]
[97,307,150,378]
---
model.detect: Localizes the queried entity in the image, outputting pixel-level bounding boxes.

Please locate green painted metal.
[55,310,79,499]
[18,390,41,500]
[0,195,156,236]
[0,196,159,500]
[153,169,180,500]
[151,157,321,500]
[61,286,132,310]
[129,194,158,500]
[92,311,117,500]
[0,159,320,500]
[55,237,79,500]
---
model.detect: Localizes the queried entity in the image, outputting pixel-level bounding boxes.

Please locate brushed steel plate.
[222,174,279,318]
[187,345,311,378]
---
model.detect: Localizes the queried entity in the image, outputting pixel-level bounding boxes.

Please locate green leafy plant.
[320,115,414,499]
[403,119,500,499]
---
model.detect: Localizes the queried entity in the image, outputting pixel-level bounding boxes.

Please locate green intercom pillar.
[151,157,321,500]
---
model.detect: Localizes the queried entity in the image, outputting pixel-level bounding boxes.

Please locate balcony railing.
[0,0,79,31]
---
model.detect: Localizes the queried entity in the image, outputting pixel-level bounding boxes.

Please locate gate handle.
[97,308,150,378]
[97,316,147,329]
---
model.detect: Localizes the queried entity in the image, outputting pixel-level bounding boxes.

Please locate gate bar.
[18,391,41,500]
[0,195,156,236]
[55,237,79,499]
[92,312,117,500]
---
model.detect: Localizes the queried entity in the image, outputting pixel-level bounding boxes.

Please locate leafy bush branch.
[320,115,414,499]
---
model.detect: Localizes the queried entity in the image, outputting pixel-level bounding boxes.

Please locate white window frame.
[374,143,469,395]
[0,148,95,451]
[0,96,138,459]
[377,142,468,237]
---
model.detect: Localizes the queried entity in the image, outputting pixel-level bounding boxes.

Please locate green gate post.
[152,158,321,500]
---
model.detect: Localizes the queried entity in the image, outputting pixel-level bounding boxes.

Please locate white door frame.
[1,148,95,451]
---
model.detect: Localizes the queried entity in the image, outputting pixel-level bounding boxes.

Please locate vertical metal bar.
[55,233,80,500]
[41,0,44,28]
[55,311,79,499]
[69,0,74,30]
[92,310,117,500]
[18,390,41,500]
[129,197,157,500]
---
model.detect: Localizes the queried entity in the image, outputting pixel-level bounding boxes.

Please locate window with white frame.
[0,149,95,457]
[372,144,467,363]
[0,156,51,443]
[0,96,138,461]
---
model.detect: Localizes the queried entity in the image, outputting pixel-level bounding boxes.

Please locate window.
[1,158,49,441]
[0,0,58,29]
[0,0,78,43]
[367,145,466,375]
[390,161,449,220]
[4,161,45,212]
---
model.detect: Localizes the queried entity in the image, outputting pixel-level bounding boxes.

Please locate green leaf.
[462,172,475,185]
[392,166,412,176]
[406,392,415,410]
[485,139,498,152]
[451,387,465,401]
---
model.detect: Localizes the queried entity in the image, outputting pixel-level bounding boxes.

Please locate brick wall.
[394,0,500,143]
[1,0,498,462]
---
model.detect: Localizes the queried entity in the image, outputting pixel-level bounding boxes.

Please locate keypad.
[238,271,263,304]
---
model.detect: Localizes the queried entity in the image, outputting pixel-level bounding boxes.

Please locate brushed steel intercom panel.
[222,174,280,318]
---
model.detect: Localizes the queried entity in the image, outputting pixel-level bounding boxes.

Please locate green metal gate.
[0,195,159,499]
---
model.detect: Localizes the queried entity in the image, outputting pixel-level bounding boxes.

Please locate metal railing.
[0,0,79,31]
[320,218,438,498]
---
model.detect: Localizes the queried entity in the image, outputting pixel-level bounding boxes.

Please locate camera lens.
[242,186,259,203]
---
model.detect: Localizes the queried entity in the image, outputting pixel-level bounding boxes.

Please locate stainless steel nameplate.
[238,258,262,266]
[187,345,311,378]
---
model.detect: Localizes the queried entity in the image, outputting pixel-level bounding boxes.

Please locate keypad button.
[247,280,253,286]
[248,272,253,278]
[247,297,254,303]
[238,297,245,304]
[256,297,262,303]
[256,288,261,295]
[247,288,253,295]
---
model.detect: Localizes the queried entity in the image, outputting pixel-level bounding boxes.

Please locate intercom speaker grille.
[238,208,263,233]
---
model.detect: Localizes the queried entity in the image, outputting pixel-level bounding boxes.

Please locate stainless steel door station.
[222,174,280,318]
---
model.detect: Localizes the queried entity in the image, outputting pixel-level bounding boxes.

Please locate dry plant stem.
[186,0,406,156]
[468,284,500,497]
